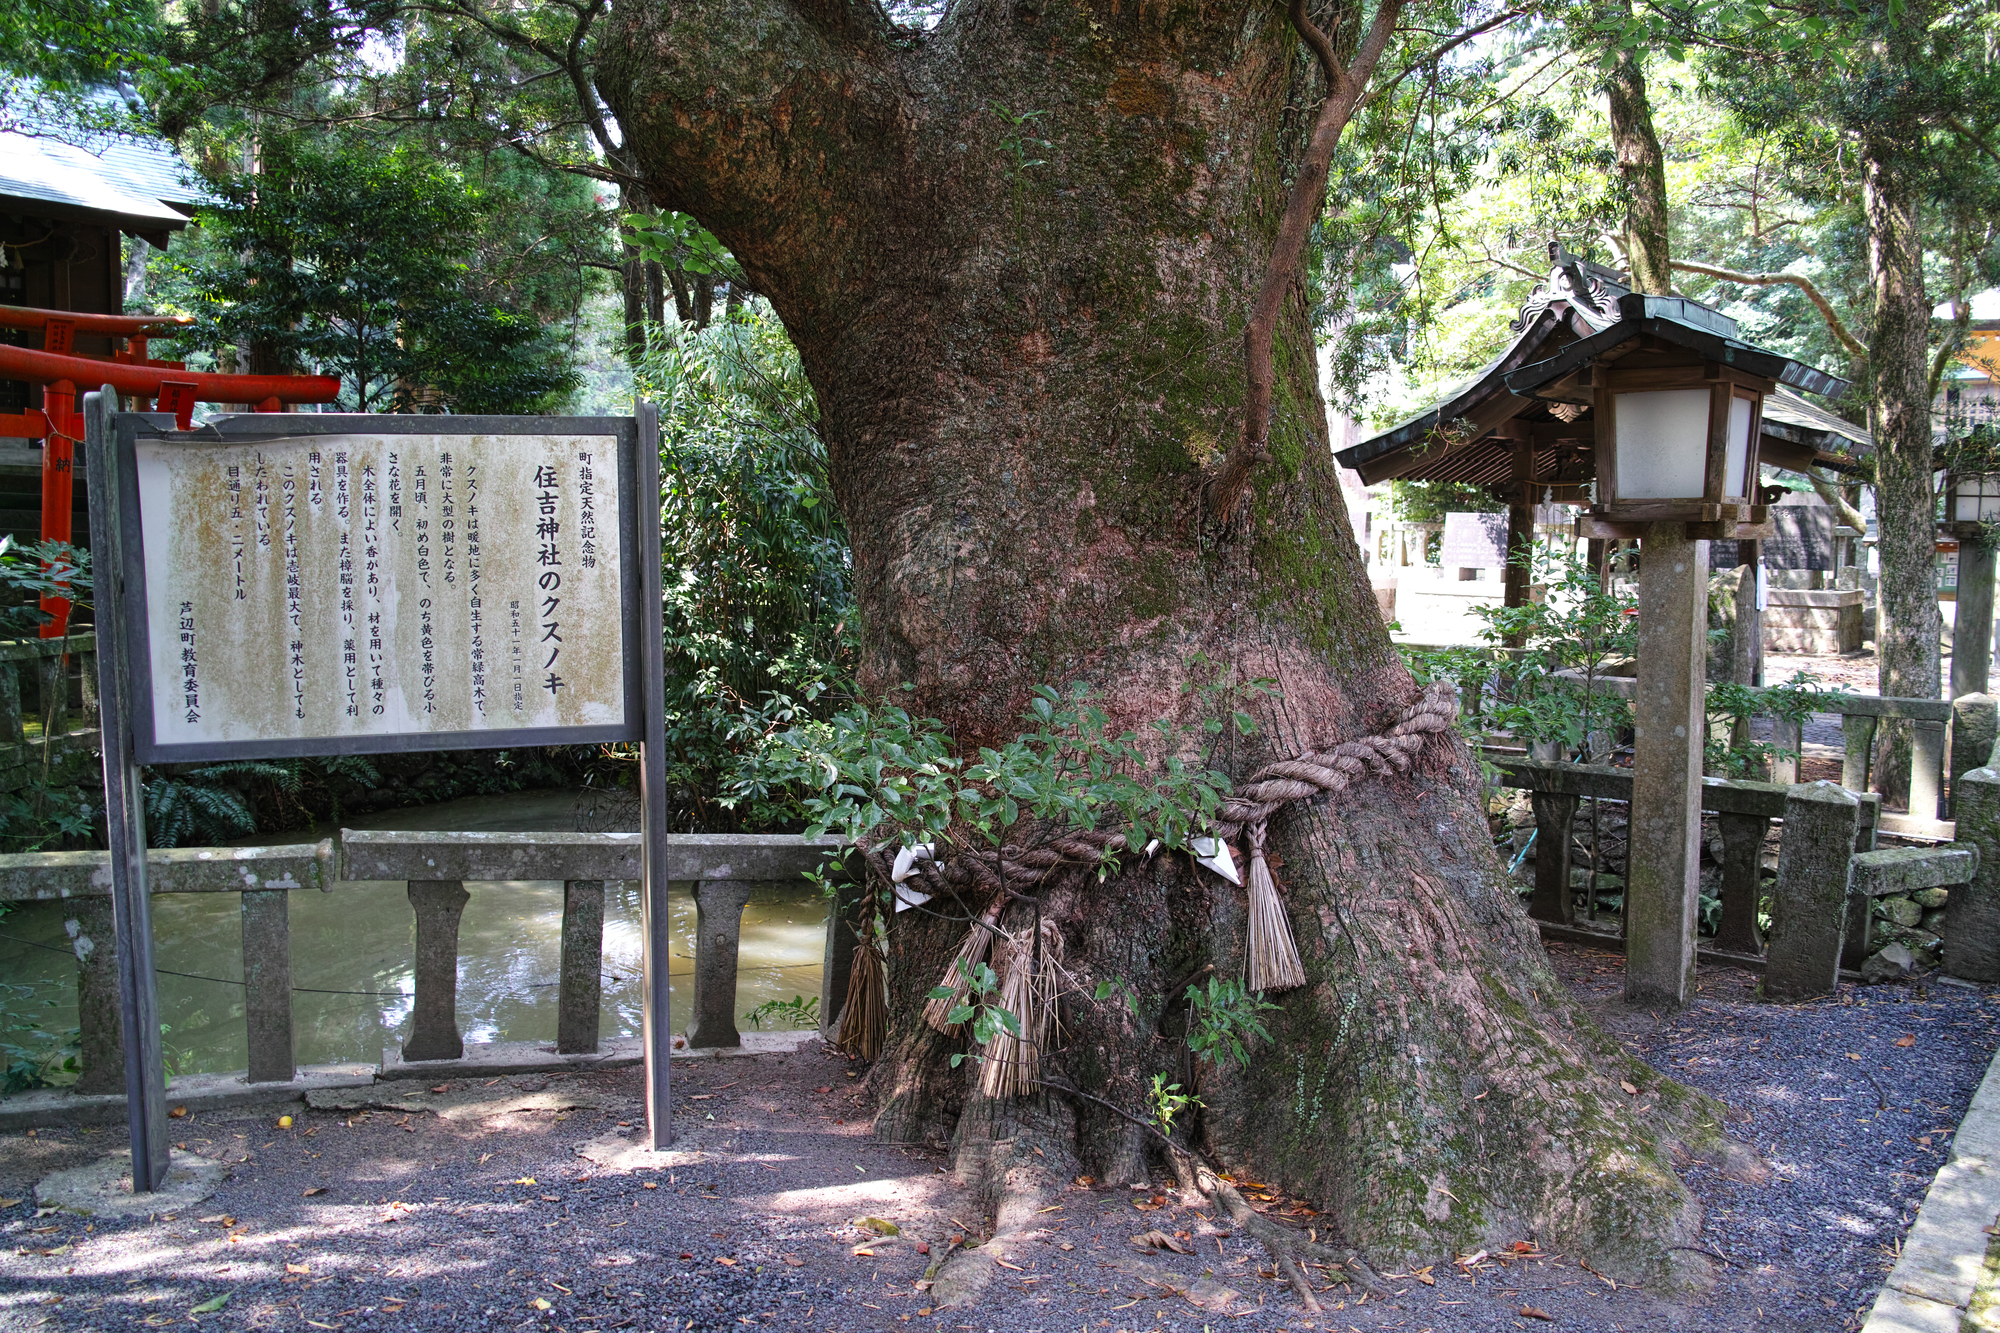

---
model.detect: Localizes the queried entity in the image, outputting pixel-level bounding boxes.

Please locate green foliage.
[928,958,1018,1069]
[1184,976,1278,1068]
[743,669,1263,869]
[1146,1074,1198,1137]
[143,760,303,849]
[0,539,90,639]
[158,138,581,414]
[1388,480,1503,525]
[623,212,735,278]
[0,983,80,1093]
[1703,670,1848,778]
[636,305,854,832]
[742,994,820,1031]
[1471,547,1638,759]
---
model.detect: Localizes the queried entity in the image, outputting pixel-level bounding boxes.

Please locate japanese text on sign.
[135,433,625,747]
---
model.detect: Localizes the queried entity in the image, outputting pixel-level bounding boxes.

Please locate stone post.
[1911,719,1946,822]
[820,881,860,1039]
[1764,782,1860,1001]
[1713,812,1769,956]
[556,880,606,1055]
[403,880,470,1062]
[1525,791,1577,925]
[1627,524,1710,1007]
[1769,717,1801,786]
[66,897,123,1094]
[1953,538,1996,698]
[1947,767,2000,982]
[1843,714,1878,793]
[688,879,757,1049]
[1952,694,1998,815]
[241,889,294,1083]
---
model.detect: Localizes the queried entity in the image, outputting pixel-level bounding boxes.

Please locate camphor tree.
[596,0,1757,1293]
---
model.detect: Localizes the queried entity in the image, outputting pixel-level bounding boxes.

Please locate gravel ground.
[3,942,1996,1333]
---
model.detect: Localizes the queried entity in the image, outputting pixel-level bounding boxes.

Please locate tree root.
[1164,1144,1398,1308]
[1030,1076,1393,1310]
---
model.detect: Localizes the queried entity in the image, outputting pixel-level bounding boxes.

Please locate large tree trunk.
[602,0,1744,1285]
[1598,0,1673,297]
[1864,133,1940,805]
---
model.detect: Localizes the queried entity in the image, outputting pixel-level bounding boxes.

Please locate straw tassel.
[835,912,887,1061]
[1245,820,1306,992]
[977,918,1064,1100]
[923,898,1004,1035]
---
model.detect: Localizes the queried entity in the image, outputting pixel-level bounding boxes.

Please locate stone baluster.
[1525,791,1577,925]
[403,880,471,1062]
[1948,767,2000,982]
[241,889,294,1083]
[1910,719,1946,822]
[1842,713,1877,793]
[0,660,22,745]
[1712,812,1769,956]
[557,880,607,1055]
[1763,782,1861,1001]
[820,882,861,1038]
[688,879,757,1050]
[1769,717,1801,786]
[66,897,124,1094]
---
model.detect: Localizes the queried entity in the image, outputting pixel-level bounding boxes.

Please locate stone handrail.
[0,632,101,793]
[0,830,857,1101]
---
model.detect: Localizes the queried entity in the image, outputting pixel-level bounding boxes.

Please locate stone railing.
[1493,753,1995,998]
[0,632,100,791]
[0,830,856,1117]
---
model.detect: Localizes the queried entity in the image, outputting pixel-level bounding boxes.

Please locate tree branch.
[1359,7,1532,113]
[1205,0,1406,525]
[1806,467,1868,529]
[1943,114,2000,170]
[1670,259,1867,360]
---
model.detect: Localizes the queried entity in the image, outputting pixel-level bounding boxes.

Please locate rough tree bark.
[1597,0,1673,297]
[601,0,1749,1287]
[1864,131,1940,805]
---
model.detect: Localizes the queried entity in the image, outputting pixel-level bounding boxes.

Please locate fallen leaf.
[1130,1230,1192,1255]
[302,1188,326,1198]
[1619,1081,1638,1096]
[1520,1306,1554,1320]
[995,1258,1025,1272]
[190,1294,229,1314]
[540,1195,561,1203]
[915,1241,930,1255]
[1895,1035,1916,1048]
[170,1106,188,1119]
[286,1264,311,1275]
[716,1257,739,1267]
[781,1255,805,1267]
[815,1086,832,1093]
[852,1248,875,1258]
[530,1298,552,1311]
[304,1319,339,1329]
[430,1084,450,1093]
[1510,1241,1536,1253]
[512,1178,536,1186]
[0,1198,20,1209]
[1057,1242,1074,1252]
[1183,1279,1247,1313]
[856,1217,900,1235]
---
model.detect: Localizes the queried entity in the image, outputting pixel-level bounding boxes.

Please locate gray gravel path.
[2,943,1995,1333]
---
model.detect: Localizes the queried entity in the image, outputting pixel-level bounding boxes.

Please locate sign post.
[85,390,673,1183]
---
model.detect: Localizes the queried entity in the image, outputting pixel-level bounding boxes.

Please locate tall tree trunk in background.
[1599,0,1673,297]
[602,0,1748,1281]
[1865,133,1940,806]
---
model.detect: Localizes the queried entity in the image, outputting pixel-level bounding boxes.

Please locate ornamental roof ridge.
[1510,241,1631,335]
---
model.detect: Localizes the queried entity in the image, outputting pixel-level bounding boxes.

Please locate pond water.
[0,789,828,1079]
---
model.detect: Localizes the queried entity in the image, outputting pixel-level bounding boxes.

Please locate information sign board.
[87,401,673,1192]
[116,422,642,761]
[1437,511,1509,569]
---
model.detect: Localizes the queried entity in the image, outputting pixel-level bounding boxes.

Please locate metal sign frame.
[85,394,675,1191]
[112,411,648,763]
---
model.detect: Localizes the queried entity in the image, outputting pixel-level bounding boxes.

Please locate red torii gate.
[0,304,340,635]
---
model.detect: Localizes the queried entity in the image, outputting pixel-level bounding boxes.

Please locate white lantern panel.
[1724,395,1754,500]
[1613,388,1711,500]
[1956,474,2000,522]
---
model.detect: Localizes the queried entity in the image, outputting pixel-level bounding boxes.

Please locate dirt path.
[3,944,1995,1333]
